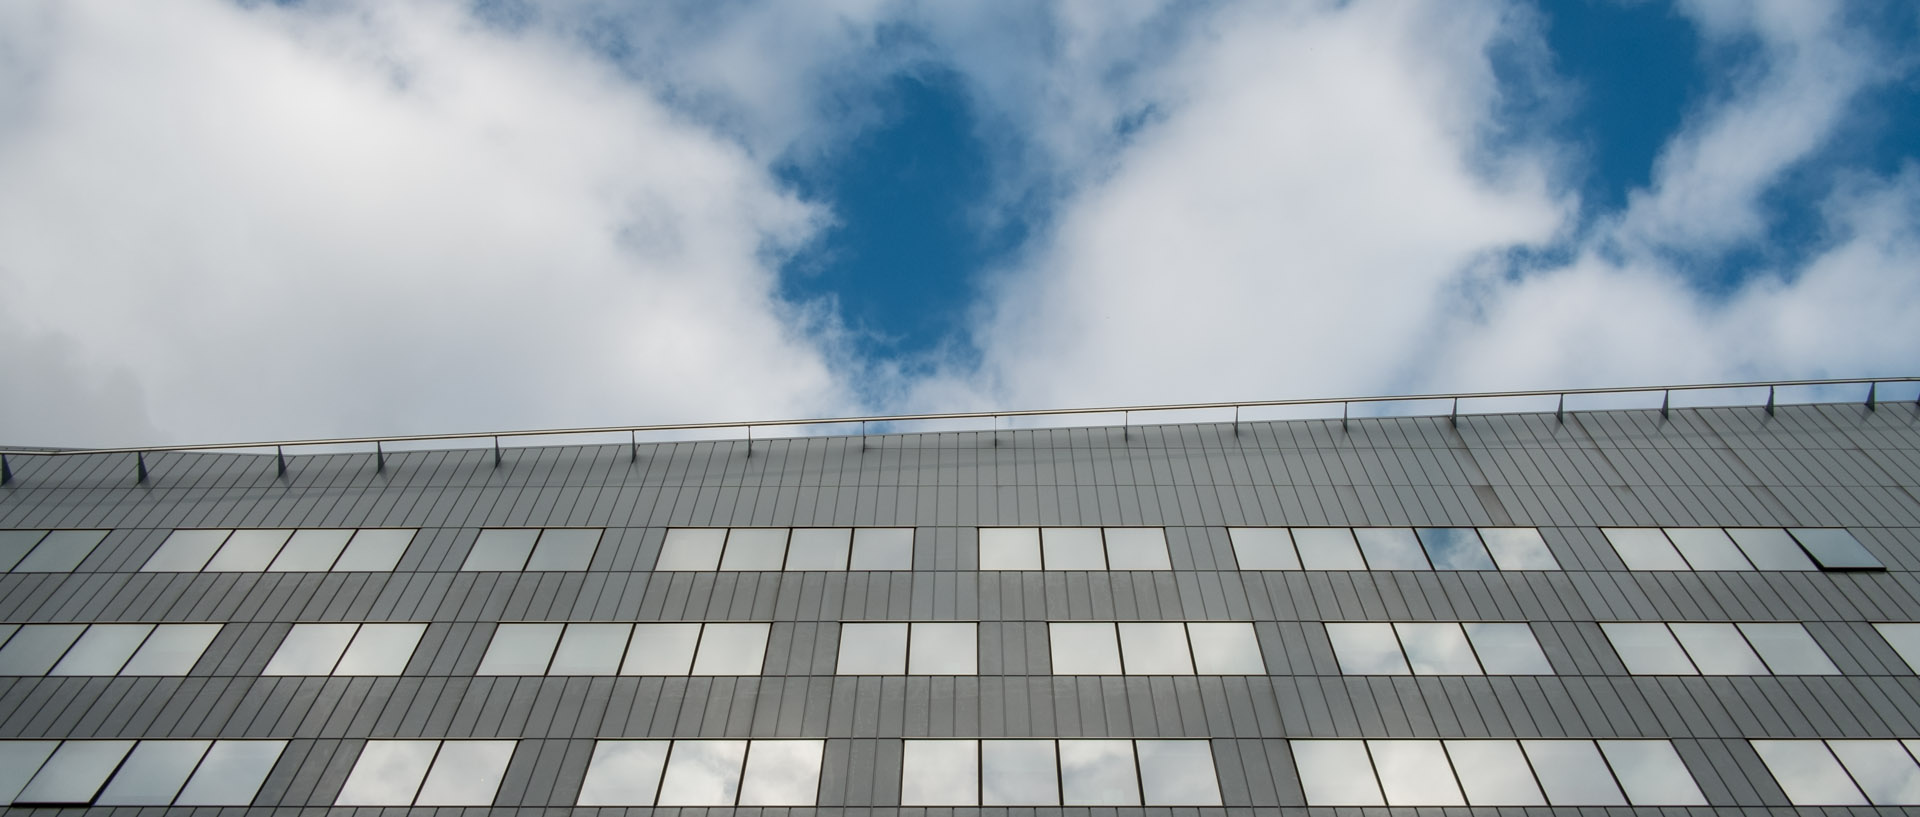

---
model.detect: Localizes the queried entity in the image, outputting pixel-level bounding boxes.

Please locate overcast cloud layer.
[1,0,1915,447]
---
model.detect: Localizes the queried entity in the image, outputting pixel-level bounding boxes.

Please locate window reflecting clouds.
[655,740,748,806]
[1416,527,1495,570]
[1355,528,1429,569]
[1059,739,1140,805]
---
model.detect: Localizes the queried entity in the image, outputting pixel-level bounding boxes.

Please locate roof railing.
[1,375,1914,486]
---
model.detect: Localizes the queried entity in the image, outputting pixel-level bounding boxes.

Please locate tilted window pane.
[414,740,513,806]
[1728,528,1816,570]
[978,528,1041,570]
[1790,528,1883,569]
[205,529,292,571]
[1602,528,1688,570]
[267,529,353,572]
[477,623,562,675]
[1479,528,1559,570]
[901,740,977,806]
[334,623,426,676]
[142,530,229,572]
[785,528,850,570]
[1826,740,1920,805]
[1355,528,1430,570]
[1370,740,1464,806]
[1137,740,1221,806]
[1875,623,1920,671]
[1049,623,1122,675]
[1119,622,1194,674]
[0,625,87,675]
[95,739,209,806]
[527,528,599,570]
[334,740,437,806]
[1663,528,1752,570]
[50,624,152,676]
[264,623,356,675]
[692,623,769,675]
[0,531,46,572]
[850,528,914,570]
[623,623,701,675]
[1521,740,1625,805]
[577,741,669,806]
[720,528,788,570]
[174,740,285,806]
[1445,740,1545,806]
[1187,622,1265,674]
[549,623,630,676]
[656,740,748,806]
[1104,528,1171,570]
[0,742,60,805]
[1416,528,1495,570]
[1740,622,1838,674]
[1395,622,1480,674]
[837,623,907,675]
[1326,623,1409,675]
[14,530,108,572]
[982,740,1058,806]
[1751,740,1867,805]
[1463,623,1552,674]
[1291,740,1383,806]
[13,740,133,805]
[332,529,414,571]
[908,622,978,675]
[1600,622,1696,674]
[1597,740,1707,805]
[120,624,220,676]
[461,529,537,571]
[1059,739,1140,806]
[737,740,824,806]
[1227,528,1300,570]
[657,529,725,571]
[1670,622,1768,674]
[1041,528,1106,570]
[1292,528,1365,570]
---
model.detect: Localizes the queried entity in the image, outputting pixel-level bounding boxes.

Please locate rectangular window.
[1602,528,1689,570]
[983,740,1059,806]
[1227,527,1300,570]
[1292,528,1365,570]
[95,739,209,806]
[1370,740,1464,806]
[1444,740,1544,806]
[1826,740,1920,805]
[1478,528,1559,569]
[785,528,851,570]
[1326,622,1411,675]
[141,530,230,572]
[719,528,788,570]
[1395,622,1481,674]
[0,531,48,572]
[335,740,513,807]
[1355,528,1430,570]
[1521,740,1625,805]
[979,527,1171,570]
[655,741,747,806]
[1416,527,1496,570]
[1597,740,1708,805]
[331,529,416,571]
[1662,528,1753,570]
[1727,528,1816,570]
[1328,622,1550,675]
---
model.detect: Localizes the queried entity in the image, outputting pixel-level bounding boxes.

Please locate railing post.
[1233,405,1240,437]
[861,420,868,451]
[1449,398,1458,428]
[1341,402,1349,432]
[1123,411,1129,441]
[375,441,385,474]
[276,446,287,479]
[1660,390,1669,420]
[1555,394,1564,423]
[746,425,752,458]
[1867,382,1877,411]
[991,416,999,447]
[630,430,638,463]
[1766,386,1775,416]
[1,453,11,486]
[136,452,148,484]
[493,436,503,467]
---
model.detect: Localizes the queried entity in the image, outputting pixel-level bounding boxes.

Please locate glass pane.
[0,531,46,572]
[334,739,437,806]
[1670,622,1767,674]
[1041,528,1106,570]
[1059,739,1140,805]
[1326,622,1409,675]
[1597,740,1707,805]
[1601,622,1696,674]
[50,624,152,676]
[1416,528,1495,570]
[1355,528,1430,570]
[264,623,356,675]
[720,528,788,570]
[908,622,978,675]
[577,740,669,806]
[1521,740,1625,805]
[1663,528,1753,570]
[656,740,747,806]
[0,625,86,675]
[623,623,701,675]
[1445,740,1544,806]
[13,740,133,804]
[1228,528,1300,570]
[0,742,60,805]
[205,529,292,571]
[850,528,913,570]
[785,528,850,570]
[1104,528,1171,570]
[901,740,977,806]
[1049,623,1121,675]
[1187,622,1265,674]
[1119,622,1194,674]
[95,739,209,805]
[174,740,285,806]
[1136,740,1221,805]
[461,529,537,571]
[415,740,513,806]
[476,623,562,675]
[1291,740,1382,805]
[335,623,426,676]
[1728,528,1816,570]
[836,622,907,675]
[141,530,229,572]
[692,623,769,675]
[978,528,1041,570]
[13,530,108,572]
[1877,623,1920,671]
[527,528,599,570]
[1292,528,1365,570]
[1602,528,1688,570]
[332,529,414,571]
[1395,623,1480,674]
[549,623,630,675]
[1790,528,1883,569]
[1370,740,1464,806]
[1740,622,1838,674]
[1829,740,1920,805]
[1751,740,1866,805]
[982,740,1058,805]
[737,740,824,806]
[120,624,220,676]
[1463,623,1552,674]
[266,529,353,572]
[1479,528,1559,570]
[657,529,725,571]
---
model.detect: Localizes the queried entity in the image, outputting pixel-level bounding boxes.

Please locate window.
[9,530,107,573]
[1789,528,1883,570]
[141,527,418,572]
[719,528,788,570]
[205,530,293,571]
[265,623,423,676]
[1416,527,1496,570]
[1326,622,1551,675]
[96,740,210,805]
[1751,740,1870,805]
[979,527,1172,570]
[1232,527,1554,570]
[902,740,1219,807]
[335,740,514,807]
[657,528,725,570]
[982,740,1058,805]
[831,622,981,675]
[141,530,229,572]
[10,741,134,805]
[1877,623,1920,671]
[1479,527,1559,569]
[0,623,218,677]
[265,529,354,571]
[655,527,915,570]
[902,740,978,806]
[1598,740,1708,805]
[1227,527,1299,570]
[1602,528,1689,570]
[463,528,599,571]
[1663,528,1752,570]
[785,528,850,570]
[577,740,823,807]
[1354,528,1430,570]
[0,531,48,572]
[1292,528,1365,570]
[1370,740,1464,806]
[1291,740,1380,806]
[1521,740,1627,805]
[1041,528,1106,570]
[1103,528,1173,569]
[1048,622,1265,675]
[1,739,280,807]
[1602,621,1838,675]
[1825,740,1920,805]
[1726,528,1816,570]
[1445,740,1543,805]
[1059,739,1139,805]
[737,740,826,806]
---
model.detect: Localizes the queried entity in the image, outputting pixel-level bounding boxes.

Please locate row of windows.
[336,739,515,806]
[0,739,283,807]
[1325,622,1551,675]
[479,622,770,676]
[1228,527,1557,571]
[657,528,915,571]
[976,528,1171,570]
[0,623,219,676]
[461,528,602,571]
[141,528,417,572]
[1603,527,1881,571]
[1294,738,1704,806]
[0,530,105,573]
[576,739,823,806]
[1602,621,1839,675]
[1755,739,1920,805]
[900,739,1220,806]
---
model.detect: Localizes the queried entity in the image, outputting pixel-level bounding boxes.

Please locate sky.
[1,0,1917,447]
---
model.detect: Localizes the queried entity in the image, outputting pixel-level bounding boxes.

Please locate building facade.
[2,397,1919,811]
